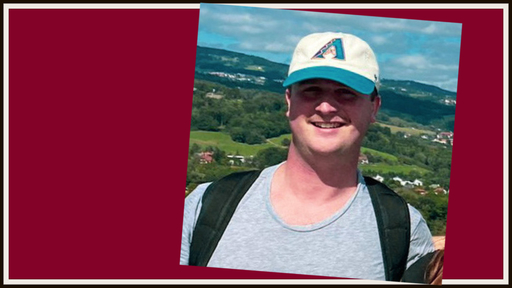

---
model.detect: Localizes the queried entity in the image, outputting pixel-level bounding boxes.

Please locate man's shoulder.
[406,202,430,230]
[185,164,280,204]
[184,182,212,211]
[360,176,427,225]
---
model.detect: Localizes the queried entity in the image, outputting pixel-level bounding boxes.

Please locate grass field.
[191,124,434,157]
[376,123,436,136]
[267,134,291,146]
[361,147,399,163]
[190,131,432,175]
[359,163,430,175]
[189,131,279,156]
[245,65,265,72]
[191,131,398,161]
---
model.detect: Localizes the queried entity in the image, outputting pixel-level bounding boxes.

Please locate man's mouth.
[311,122,344,129]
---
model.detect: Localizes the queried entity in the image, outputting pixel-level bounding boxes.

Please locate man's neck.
[270,145,360,225]
[273,144,360,203]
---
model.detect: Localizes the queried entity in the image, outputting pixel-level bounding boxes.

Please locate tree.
[229,127,246,143]
[253,147,288,169]
[211,146,227,165]
[189,143,201,157]
[195,113,220,131]
[245,130,266,144]
[281,138,291,147]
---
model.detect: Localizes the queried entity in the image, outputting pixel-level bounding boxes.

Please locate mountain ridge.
[195,45,457,97]
[194,45,456,131]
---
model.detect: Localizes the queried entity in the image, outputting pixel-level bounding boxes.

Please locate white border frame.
[3,3,509,285]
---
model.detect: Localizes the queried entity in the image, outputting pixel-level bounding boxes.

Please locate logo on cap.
[312,38,345,60]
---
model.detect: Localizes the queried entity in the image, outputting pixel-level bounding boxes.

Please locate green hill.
[189,131,278,156]
[359,163,430,175]
[193,46,456,131]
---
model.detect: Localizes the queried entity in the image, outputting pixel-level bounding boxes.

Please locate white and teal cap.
[283,32,379,95]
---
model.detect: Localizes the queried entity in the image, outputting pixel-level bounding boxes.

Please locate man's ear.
[285,88,291,118]
[370,96,381,123]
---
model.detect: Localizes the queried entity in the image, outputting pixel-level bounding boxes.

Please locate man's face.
[286,79,381,157]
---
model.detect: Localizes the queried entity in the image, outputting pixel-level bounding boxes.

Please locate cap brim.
[282,66,375,95]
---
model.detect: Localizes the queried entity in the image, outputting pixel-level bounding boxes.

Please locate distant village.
[194,147,449,196]
[202,71,456,106]
[205,71,284,86]
[404,130,454,146]
[388,86,456,106]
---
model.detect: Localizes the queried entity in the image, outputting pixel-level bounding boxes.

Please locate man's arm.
[406,204,436,269]
[180,183,211,265]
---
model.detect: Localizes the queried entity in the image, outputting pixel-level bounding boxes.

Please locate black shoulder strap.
[188,169,262,266]
[364,176,411,282]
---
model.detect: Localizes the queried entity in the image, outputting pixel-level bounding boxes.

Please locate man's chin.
[308,146,347,157]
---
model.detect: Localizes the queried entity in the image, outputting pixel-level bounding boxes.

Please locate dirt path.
[432,236,445,250]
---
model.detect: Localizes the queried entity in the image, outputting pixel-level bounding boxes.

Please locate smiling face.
[286,79,381,159]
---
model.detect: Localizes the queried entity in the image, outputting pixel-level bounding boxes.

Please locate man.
[180,32,434,281]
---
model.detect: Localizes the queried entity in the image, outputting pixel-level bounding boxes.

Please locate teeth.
[313,122,342,128]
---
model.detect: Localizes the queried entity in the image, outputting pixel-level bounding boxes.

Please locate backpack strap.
[188,169,262,266]
[188,171,411,281]
[364,176,411,282]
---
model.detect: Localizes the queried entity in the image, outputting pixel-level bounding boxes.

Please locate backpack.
[188,169,411,282]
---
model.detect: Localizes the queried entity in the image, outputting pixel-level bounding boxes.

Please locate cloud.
[393,54,459,71]
[394,55,430,69]
[382,55,460,91]
[371,35,389,45]
[197,4,462,91]
[435,78,459,92]
[366,17,461,37]
[421,23,438,34]
[368,20,409,31]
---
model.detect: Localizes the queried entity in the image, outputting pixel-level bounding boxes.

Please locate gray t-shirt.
[180,163,434,280]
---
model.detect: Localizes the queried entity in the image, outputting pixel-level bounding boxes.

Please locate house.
[392,176,404,185]
[437,131,454,139]
[392,176,423,188]
[392,177,411,186]
[443,99,456,105]
[414,188,427,196]
[198,151,214,164]
[434,187,448,195]
[358,154,369,164]
[374,175,385,182]
[412,179,423,186]
[433,138,448,144]
[403,181,415,188]
[206,92,223,99]
[227,155,245,166]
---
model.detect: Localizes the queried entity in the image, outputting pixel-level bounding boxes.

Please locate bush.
[253,147,288,169]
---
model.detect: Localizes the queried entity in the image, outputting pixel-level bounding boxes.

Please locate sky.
[196,4,463,93]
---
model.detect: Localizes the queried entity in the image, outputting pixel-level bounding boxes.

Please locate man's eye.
[336,89,357,100]
[302,87,322,93]
[300,87,322,98]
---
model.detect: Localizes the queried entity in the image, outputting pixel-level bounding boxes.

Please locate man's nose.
[315,97,338,114]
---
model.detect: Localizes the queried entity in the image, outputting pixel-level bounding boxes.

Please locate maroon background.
[8,8,504,280]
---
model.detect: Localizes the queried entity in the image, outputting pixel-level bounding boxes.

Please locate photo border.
[3,3,508,285]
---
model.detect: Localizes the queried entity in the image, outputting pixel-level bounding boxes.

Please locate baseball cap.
[283,32,379,95]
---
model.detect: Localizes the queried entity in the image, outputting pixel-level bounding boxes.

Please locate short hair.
[370,88,379,101]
